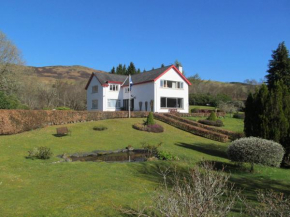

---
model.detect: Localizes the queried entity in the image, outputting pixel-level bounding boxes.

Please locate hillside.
[27,65,106,83]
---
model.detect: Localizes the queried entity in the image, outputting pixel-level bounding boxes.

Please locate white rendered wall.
[103,84,122,111]
[154,68,189,113]
[87,76,103,111]
[128,82,155,111]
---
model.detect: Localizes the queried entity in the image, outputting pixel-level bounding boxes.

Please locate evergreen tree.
[116,64,123,74]
[266,42,290,90]
[122,64,127,75]
[161,64,165,68]
[110,67,115,74]
[136,68,141,74]
[127,62,136,75]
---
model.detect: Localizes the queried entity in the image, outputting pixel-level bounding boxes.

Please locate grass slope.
[0,118,289,216]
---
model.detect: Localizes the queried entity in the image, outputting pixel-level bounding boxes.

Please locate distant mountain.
[27,65,106,83]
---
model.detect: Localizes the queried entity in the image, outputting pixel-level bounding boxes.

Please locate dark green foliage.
[198,119,224,127]
[207,111,217,121]
[127,62,136,75]
[110,67,115,74]
[227,137,284,170]
[161,64,165,68]
[0,91,28,109]
[189,93,232,107]
[266,42,290,90]
[233,113,245,119]
[244,82,290,155]
[191,108,199,113]
[28,147,53,160]
[147,112,154,125]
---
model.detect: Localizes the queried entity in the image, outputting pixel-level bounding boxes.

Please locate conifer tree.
[266,42,290,90]
[136,68,141,74]
[116,64,123,74]
[110,67,115,74]
[122,64,127,75]
[161,64,165,68]
[127,62,136,75]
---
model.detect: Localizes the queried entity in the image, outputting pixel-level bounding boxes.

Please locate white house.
[85,64,191,113]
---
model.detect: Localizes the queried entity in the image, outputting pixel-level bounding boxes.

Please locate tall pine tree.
[127,62,136,75]
[266,42,290,90]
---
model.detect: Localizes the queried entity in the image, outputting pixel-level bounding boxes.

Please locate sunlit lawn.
[0,118,289,216]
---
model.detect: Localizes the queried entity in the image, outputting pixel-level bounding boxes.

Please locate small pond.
[68,149,154,163]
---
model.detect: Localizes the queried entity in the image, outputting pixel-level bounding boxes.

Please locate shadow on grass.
[176,142,228,159]
[52,134,69,138]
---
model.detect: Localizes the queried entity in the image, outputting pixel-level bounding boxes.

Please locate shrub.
[147,124,164,133]
[147,112,155,125]
[93,126,108,131]
[207,111,217,121]
[141,142,162,157]
[233,113,245,119]
[154,113,229,142]
[227,137,285,171]
[118,161,239,216]
[191,108,200,113]
[163,113,243,140]
[243,190,290,216]
[28,147,53,159]
[133,123,164,133]
[157,150,179,161]
[198,119,224,127]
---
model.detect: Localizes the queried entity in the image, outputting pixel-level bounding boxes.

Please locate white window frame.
[109,84,119,91]
[92,85,98,93]
[107,99,121,108]
[92,99,98,109]
[125,87,129,93]
[160,97,183,109]
[160,80,184,89]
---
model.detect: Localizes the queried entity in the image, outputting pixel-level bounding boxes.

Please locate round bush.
[227,137,284,167]
[207,111,217,121]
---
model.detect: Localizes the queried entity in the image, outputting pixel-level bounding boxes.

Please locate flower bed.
[133,123,164,133]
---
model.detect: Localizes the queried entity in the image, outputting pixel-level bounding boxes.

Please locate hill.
[27,65,106,83]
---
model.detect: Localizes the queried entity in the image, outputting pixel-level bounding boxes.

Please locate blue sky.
[1,0,289,82]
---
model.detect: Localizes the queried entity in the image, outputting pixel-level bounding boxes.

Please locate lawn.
[0,118,289,216]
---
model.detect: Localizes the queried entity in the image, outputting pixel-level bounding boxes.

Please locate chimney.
[176,64,183,74]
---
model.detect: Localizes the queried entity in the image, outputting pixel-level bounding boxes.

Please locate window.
[125,88,129,93]
[109,84,119,91]
[92,85,98,93]
[107,99,121,108]
[92,100,98,109]
[160,80,183,89]
[160,97,183,108]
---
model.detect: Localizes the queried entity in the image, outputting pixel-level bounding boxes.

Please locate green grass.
[189,105,216,112]
[186,114,244,133]
[0,118,289,216]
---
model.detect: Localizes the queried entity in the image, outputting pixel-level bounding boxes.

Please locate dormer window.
[92,85,98,93]
[109,84,119,91]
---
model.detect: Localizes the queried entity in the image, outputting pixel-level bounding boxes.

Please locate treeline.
[110,62,141,75]
[187,75,259,103]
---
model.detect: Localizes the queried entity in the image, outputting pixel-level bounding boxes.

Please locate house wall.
[103,84,122,111]
[154,68,189,113]
[128,82,155,111]
[87,76,103,111]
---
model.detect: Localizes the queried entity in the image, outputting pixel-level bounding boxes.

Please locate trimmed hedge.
[154,113,228,142]
[178,112,226,118]
[0,110,149,135]
[227,137,285,167]
[198,119,224,127]
[133,123,164,133]
[164,113,243,140]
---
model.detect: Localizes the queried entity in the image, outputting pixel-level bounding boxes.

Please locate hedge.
[0,110,148,135]
[163,113,243,140]
[198,119,224,127]
[178,112,226,118]
[154,113,228,142]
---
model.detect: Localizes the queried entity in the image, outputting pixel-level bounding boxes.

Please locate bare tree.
[0,31,24,93]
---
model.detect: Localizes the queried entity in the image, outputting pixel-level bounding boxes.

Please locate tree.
[0,31,24,93]
[266,42,290,90]
[127,62,136,75]
[161,63,165,68]
[110,67,115,74]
